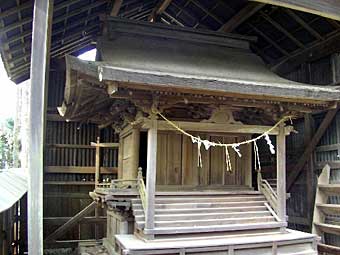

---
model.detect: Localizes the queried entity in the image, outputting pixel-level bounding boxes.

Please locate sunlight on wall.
[78,48,97,61]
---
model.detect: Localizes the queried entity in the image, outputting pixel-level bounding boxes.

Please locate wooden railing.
[137,167,147,214]
[258,171,278,213]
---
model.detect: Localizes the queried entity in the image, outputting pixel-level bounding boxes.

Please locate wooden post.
[277,123,286,223]
[95,137,100,187]
[28,0,53,254]
[145,118,158,232]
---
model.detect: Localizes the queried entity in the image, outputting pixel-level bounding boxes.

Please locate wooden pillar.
[277,123,286,222]
[145,118,158,232]
[28,0,53,254]
[95,137,100,187]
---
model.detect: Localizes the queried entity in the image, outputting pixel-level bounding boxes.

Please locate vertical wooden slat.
[28,0,53,253]
[210,135,225,185]
[198,134,210,186]
[156,133,167,185]
[167,133,182,185]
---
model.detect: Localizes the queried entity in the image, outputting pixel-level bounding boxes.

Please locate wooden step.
[135,211,272,221]
[318,184,340,194]
[318,243,340,254]
[132,200,266,210]
[314,222,340,235]
[132,205,268,216]
[316,203,340,215]
[131,195,265,204]
[136,216,276,228]
[143,221,287,235]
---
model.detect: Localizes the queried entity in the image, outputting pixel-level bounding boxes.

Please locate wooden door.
[156,131,251,187]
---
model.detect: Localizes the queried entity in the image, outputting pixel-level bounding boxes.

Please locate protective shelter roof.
[0,168,27,213]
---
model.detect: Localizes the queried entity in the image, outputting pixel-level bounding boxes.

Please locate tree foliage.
[0,118,16,168]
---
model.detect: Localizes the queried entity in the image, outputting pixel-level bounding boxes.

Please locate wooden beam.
[110,0,123,16]
[276,123,287,222]
[44,202,96,242]
[28,0,53,254]
[0,1,33,19]
[148,0,173,22]
[250,0,340,22]
[284,9,323,40]
[90,142,119,148]
[248,23,289,56]
[142,119,293,135]
[260,11,305,48]
[287,106,339,191]
[273,31,340,74]
[318,243,340,254]
[0,0,108,34]
[45,166,118,174]
[145,118,158,233]
[44,216,106,225]
[219,3,264,33]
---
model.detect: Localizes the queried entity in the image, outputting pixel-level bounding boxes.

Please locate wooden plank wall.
[156,131,251,187]
[43,66,119,242]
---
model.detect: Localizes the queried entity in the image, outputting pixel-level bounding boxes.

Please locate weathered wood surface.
[155,132,251,187]
[145,118,158,232]
[142,119,292,135]
[287,106,339,190]
[119,128,140,180]
[312,164,330,240]
[148,0,173,22]
[110,0,123,16]
[276,123,286,223]
[45,201,96,242]
[115,229,317,254]
[251,0,340,21]
[28,0,54,254]
[45,166,117,174]
[318,243,340,254]
[219,3,264,33]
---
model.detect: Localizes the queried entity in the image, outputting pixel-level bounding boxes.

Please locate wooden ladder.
[312,164,340,254]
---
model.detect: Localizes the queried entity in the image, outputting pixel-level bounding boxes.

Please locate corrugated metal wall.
[43,67,118,242]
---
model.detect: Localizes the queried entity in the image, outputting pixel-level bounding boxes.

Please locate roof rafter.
[284,9,323,40]
[260,11,305,48]
[148,0,173,22]
[248,23,290,56]
[110,0,123,16]
[273,30,340,74]
[219,2,264,33]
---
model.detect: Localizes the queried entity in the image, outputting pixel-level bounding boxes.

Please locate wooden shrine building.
[55,18,340,254]
[1,0,340,254]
